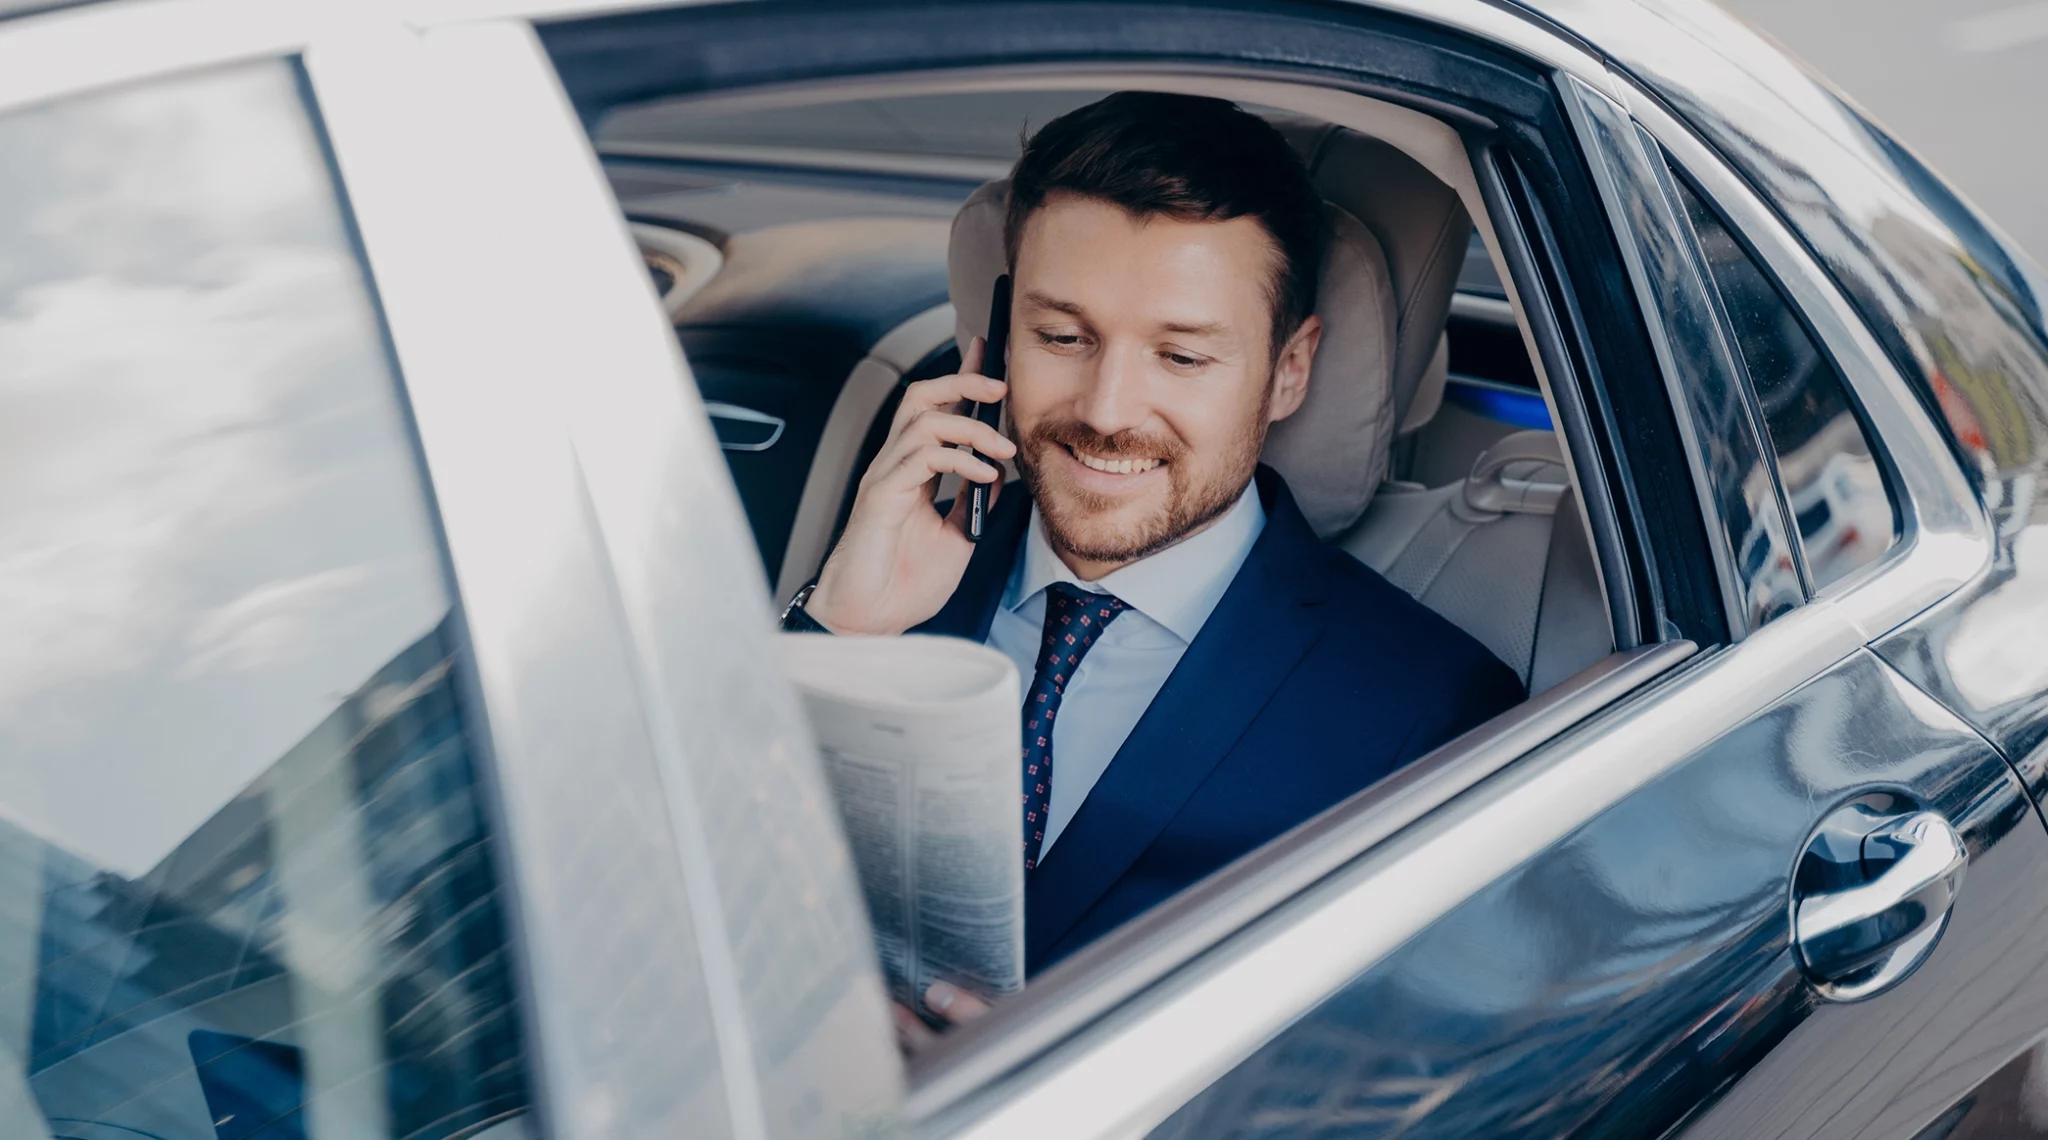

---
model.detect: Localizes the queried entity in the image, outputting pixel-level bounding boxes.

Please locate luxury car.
[2,0,2046,1138]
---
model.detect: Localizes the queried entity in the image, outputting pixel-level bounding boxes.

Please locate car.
[2,0,2046,1138]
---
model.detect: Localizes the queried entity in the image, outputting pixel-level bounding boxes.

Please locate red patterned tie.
[1020,582,1130,870]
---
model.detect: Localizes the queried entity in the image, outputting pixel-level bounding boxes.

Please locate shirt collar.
[1003,480,1267,644]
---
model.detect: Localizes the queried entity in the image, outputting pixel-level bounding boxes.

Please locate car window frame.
[451,4,1983,1139]
[1561,73,1812,636]
[1619,80,1992,641]
[506,3,1747,1136]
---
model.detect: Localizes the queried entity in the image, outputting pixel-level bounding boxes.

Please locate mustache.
[1026,420,1186,463]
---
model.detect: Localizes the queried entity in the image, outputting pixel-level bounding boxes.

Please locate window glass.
[0,61,533,1138]
[1671,174,1899,590]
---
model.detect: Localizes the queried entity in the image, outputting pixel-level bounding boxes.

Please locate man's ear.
[1267,314,1322,423]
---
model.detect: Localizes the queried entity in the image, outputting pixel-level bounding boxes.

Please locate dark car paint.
[1149,650,2046,1139]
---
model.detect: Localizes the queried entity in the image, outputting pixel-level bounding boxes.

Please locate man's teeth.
[1074,451,1163,475]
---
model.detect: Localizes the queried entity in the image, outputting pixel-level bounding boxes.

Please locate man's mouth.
[1068,446,1164,475]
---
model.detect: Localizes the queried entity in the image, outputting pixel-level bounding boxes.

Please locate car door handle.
[704,401,785,452]
[1792,810,1965,1001]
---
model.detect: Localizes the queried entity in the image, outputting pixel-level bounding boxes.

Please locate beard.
[1014,392,1271,567]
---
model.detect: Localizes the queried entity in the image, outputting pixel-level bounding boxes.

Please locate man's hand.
[807,337,1015,635]
[892,981,995,1054]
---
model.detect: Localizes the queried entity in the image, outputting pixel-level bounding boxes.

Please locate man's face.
[1007,192,1319,573]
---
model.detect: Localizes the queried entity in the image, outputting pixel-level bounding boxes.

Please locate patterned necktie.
[1021,582,1130,870]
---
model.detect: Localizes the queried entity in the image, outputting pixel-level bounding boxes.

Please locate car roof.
[0,0,95,17]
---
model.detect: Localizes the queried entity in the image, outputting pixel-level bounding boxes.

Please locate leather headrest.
[947,179,1396,537]
[1278,125,1472,438]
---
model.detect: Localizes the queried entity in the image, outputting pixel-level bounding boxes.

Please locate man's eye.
[1162,351,1206,369]
[1035,331,1088,349]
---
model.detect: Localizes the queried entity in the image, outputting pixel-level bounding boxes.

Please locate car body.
[1,0,2046,1138]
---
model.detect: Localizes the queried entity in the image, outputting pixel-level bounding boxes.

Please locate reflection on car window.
[1671,174,1899,591]
[0,61,533,1137]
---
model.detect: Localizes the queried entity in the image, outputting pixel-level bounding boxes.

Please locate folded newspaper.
[779,633,1025,1014]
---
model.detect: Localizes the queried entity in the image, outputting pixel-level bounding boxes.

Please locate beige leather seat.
[945,122,1610,694]
[1339,431,1610,692]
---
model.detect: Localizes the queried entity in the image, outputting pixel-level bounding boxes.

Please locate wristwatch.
[780,582,833,634]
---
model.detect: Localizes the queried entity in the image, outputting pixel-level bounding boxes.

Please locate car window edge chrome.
[904,641,1695,1129]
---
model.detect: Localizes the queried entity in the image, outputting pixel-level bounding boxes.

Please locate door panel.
[1148,650,2046,1139]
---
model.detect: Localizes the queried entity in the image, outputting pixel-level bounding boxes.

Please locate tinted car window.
[0,61,533,1138]
[1671,173,1899,590]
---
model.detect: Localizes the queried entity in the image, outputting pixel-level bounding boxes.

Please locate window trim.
[1622,84,1993,643]
[1660,158,1824,599]
[1561,74,1810,638]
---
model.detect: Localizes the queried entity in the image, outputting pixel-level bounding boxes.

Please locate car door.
[0,5,903,1139]
[1123,72,2043,1140]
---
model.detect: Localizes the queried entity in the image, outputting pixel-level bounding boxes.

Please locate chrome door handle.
[1792,810,1965,1001]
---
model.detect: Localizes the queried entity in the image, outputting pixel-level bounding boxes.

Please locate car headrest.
[947,179,1396,537]
[1275,121,1472,438]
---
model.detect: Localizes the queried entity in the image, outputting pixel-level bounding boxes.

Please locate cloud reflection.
[0,62,445,876]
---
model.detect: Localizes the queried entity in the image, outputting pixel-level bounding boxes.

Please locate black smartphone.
[967,273,1011,541]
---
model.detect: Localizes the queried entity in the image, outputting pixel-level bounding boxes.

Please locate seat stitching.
[1398,201,1466,338]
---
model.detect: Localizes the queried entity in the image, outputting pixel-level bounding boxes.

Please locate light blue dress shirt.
[985,483,1266,855]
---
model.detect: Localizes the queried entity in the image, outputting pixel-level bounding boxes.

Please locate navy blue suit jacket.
[914,466,1524,974]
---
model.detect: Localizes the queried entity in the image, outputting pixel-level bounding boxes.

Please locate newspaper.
[779,633,1025,1014]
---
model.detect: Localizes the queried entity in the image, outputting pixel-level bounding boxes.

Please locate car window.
[1669,172,1899,590]
[0,60,533,1138]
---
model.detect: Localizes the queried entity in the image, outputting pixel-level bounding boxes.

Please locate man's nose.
[1073,344,1151,436]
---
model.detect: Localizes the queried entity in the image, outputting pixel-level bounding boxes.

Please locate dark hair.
[1003,91,1324,355]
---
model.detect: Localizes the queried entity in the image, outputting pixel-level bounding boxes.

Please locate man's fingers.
[901,409,1013,459]
[865,410,1012,490]
[961,334,985,378]
[893,371,1007,430]
[879,445,1001,496]
[892,1002,938,1055]
[924,981,992,1024]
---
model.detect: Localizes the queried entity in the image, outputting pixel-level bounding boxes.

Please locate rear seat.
[1340,430,1611,694]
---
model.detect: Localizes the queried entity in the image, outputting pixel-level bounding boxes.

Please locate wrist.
[802,580,901,636]
[781,583,835,634]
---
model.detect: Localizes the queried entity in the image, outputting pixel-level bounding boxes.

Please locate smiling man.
[786,93,1522,995]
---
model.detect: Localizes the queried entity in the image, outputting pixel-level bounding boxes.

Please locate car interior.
[594,78,1617,697]
[548,0,1784,1113]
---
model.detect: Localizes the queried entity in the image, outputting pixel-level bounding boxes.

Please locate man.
[783,93,1522,1017]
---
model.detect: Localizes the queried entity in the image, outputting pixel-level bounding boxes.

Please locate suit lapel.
[1026,468,1331,964]
[912,486,1029,642]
